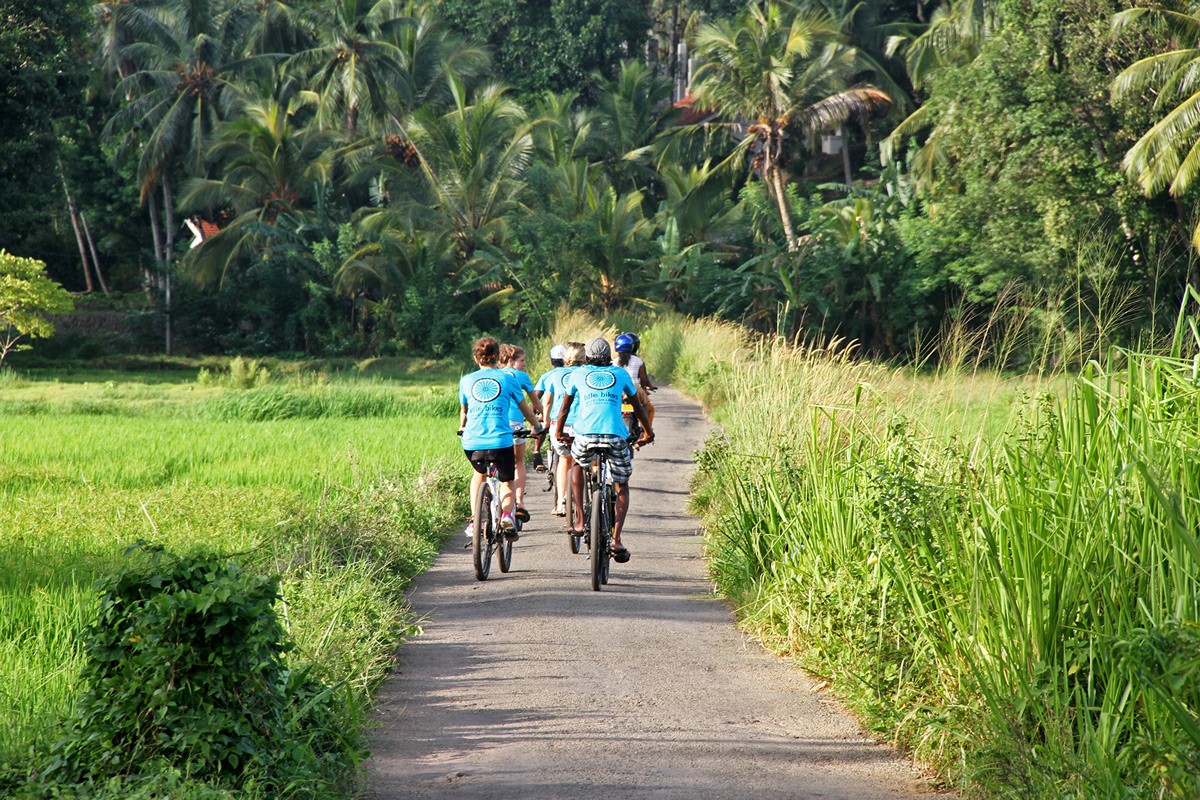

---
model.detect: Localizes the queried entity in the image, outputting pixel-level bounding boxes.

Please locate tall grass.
[604,300,1200,797]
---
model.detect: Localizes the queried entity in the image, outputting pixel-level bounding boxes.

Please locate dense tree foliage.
[0,0,1194,361]
[0,0,91,269]
[435,0,651,98]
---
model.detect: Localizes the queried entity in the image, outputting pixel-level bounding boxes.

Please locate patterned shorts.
[571,434,633,484]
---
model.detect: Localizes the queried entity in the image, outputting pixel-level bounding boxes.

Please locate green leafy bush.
[36,544,348,796]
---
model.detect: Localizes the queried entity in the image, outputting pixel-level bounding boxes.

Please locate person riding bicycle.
[501,343,542,523]
[460,337,540,538]
[530,344,567,473]
[555,337,653,562]
[543,341,585,521]
[615,332,655,431]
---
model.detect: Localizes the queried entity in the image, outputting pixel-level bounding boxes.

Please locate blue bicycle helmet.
[614,333,635,353]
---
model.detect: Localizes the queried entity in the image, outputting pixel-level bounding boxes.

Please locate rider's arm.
[629,393,653,443]
[555,394,574,440]
[518,398,539,429]
[638,362,654,391]
[528,391,544,417]
[459,403,468,431]
[541,391,554,429]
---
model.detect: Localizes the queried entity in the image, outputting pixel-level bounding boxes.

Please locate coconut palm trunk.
[763,129,798,251]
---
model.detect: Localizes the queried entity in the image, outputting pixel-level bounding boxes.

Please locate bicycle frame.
[472,459,516,581]
[579,445,618,591]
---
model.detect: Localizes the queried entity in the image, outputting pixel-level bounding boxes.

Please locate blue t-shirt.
[501,367,535,425]
[566,364,637,437]
[534,366,565,395]
[553,366,583,428]
[459,368,522,449]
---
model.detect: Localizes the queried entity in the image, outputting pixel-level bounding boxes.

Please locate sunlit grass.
[0,371,467,772]
[573,306,1200,798]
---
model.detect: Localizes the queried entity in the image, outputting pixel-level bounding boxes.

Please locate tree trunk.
[669,0,680,100]
[147,187,164,298]
[765,137,798,251]
[840,123,853,186]
[60,167,95,293]
[162,175,175,355]
[80,213,111,297]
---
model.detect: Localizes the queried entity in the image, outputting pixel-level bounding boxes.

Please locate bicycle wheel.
[589,488,608,591]
[472,481,493,581]
[566,463,580,554]
[497,519,513,572]
[601,486,615,585]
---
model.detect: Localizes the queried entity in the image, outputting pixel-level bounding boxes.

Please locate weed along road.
[366,387,937,799]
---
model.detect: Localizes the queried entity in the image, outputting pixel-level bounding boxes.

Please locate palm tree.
[880,0,994,186]
[101,0,269,351]
[591,60,680,196]
[400,77,536,262]
[287,0,416,139]
[1112,7,1200,248]
[390,0,489,114]
[691,1,890,251]
[178,83,340,286]
[590,186,653,311]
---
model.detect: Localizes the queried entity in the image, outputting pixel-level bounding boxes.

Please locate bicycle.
[460,430,530,581]
[567,433,641,591]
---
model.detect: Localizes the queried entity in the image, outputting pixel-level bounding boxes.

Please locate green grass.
[0,369,468,795]
[570,309,1200,799]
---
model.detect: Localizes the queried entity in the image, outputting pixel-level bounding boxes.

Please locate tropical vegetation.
[6,0,1200,796]
[5,0,1197,363]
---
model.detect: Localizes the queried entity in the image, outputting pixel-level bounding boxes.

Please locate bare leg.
[513,441,527,507]
[570,462,585,531]
[613,482,630,547]
[555,453,572,511]
[470,470,485,519]
[500,481,515,516]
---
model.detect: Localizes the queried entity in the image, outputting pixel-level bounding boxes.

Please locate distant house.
[185,217,224,249]
[672,93,718,127]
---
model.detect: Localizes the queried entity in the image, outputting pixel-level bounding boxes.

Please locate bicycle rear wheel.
[589,488,608,591]
[498,522,513,572]
[547,450,559,502]
[472,482,493,581]
[566,463,581,554]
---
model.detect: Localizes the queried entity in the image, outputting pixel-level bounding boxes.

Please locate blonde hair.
[564,341,586,366]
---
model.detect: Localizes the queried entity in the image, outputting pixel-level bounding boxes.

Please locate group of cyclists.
[458,333,656,563]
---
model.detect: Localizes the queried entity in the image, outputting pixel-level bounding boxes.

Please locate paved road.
[365,386,939,799]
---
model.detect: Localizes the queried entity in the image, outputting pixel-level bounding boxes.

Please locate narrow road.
[366,387,937,799]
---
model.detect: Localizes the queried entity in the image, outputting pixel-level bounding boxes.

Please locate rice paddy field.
[0,359,467,795]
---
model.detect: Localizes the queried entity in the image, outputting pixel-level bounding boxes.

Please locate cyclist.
[544,341,585,523]
[500,344,542,522]
[555,337,653,561]
[615,332,656,430]
[530,344,567,472]
[460,337,540,538]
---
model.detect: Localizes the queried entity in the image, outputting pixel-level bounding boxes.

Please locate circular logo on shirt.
[584,370,617,391]
[470,377,502,403]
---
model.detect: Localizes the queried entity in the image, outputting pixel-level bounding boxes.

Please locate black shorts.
[464,448,516,482]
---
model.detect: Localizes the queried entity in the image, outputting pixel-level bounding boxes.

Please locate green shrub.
[38,544,348,796]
